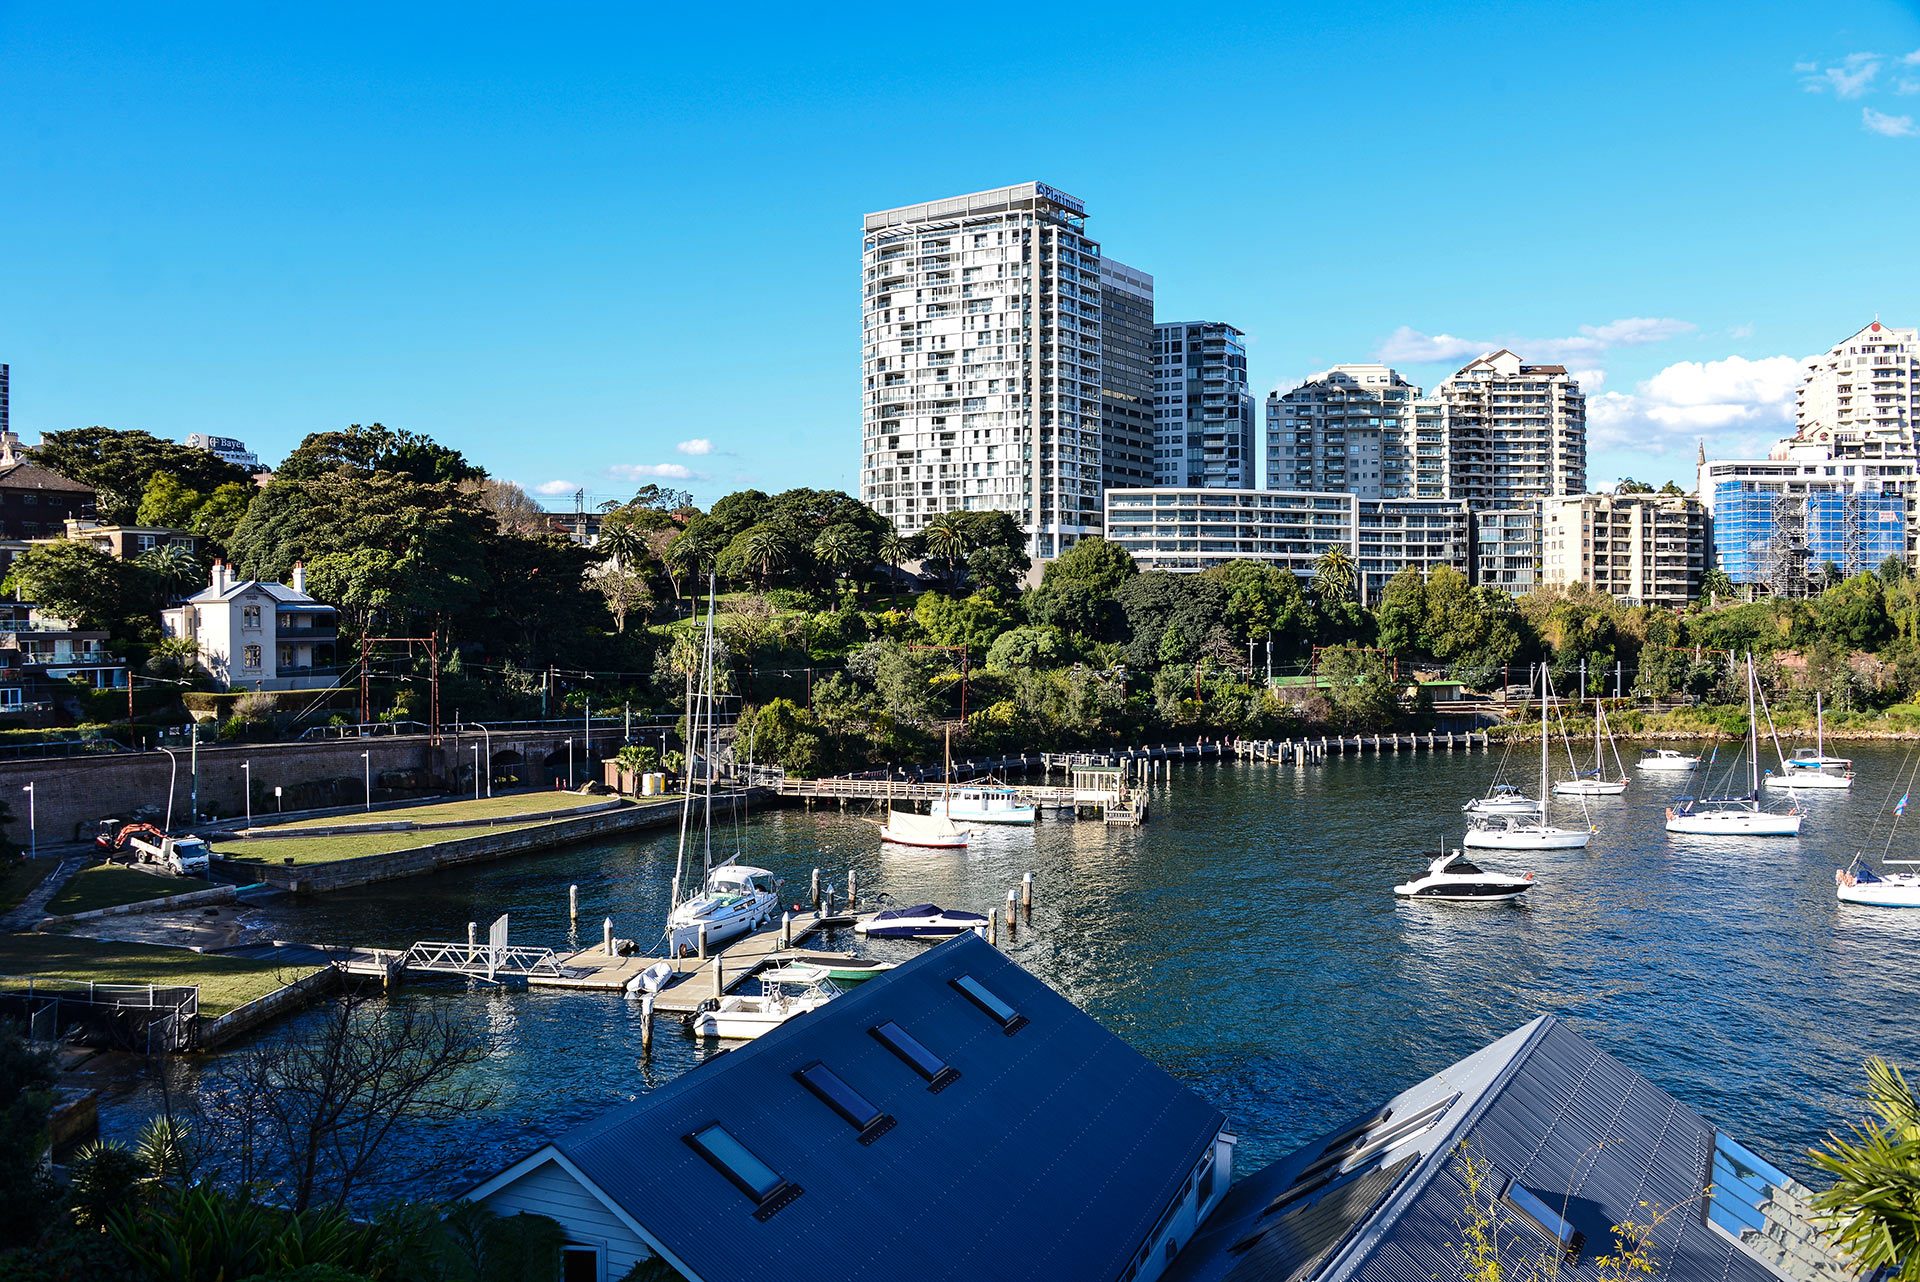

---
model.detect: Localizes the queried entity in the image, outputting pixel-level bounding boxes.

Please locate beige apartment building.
[1541,493,1706,607]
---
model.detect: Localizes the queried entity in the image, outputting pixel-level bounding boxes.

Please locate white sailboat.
[1553,703,1628,796]
[665,578,783,957]
[1466,667,1592,851]
[1765,692,1854,791]
[1837,859,1920,908]
[1666,653,1803,837]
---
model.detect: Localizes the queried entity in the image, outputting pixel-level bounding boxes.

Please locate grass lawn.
[0,857,59,912]
[221,819,551,866]
[258,790,614,833]
[0,933,318,1017]
[45,866,199,916]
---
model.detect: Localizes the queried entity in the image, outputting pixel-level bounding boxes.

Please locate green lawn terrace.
[216,789,628,867]
[44,866,199,916]
[0,933,318,1017]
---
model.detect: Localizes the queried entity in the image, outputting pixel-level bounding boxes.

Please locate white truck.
[98,821,213,876]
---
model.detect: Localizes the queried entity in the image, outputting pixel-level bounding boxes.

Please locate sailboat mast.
[670,654,695,917]
[700,576,717,874]
[1817,692,1825,758]
[1746,651,1759,795]
[1540,663,1549,809]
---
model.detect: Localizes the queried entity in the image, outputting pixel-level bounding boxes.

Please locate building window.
[560,1246,600,1282]
[950,975,1029,1034]
[242,605,262,628]
[870,1021,961,1092]
[794,1062,894,1144]
[278,646,294,668]
[683,1123,802,1220]
[243,645,262,670]
[20,493,35,506]
[0,688,21,711]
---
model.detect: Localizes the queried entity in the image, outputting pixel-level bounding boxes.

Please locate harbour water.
[108,745,1920,1199]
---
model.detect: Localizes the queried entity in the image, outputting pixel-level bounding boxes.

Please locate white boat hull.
[880,826,970,849]
[1464,826,1591,850]
[1394,882,1533,902]
[1764,774,1852,790]
[1837,874,1920,907]
[1464,799,1540,816]
[1637,756,1700,772]
[1665,811,1802,836]
[688,991,832,1038]
[1552,779,1627,796]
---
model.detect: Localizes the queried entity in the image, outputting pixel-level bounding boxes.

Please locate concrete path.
[0,855,87,931]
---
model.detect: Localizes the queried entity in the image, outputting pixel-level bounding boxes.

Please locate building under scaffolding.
[1713,480,1904,596]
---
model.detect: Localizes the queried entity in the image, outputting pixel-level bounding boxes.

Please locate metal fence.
[0,979,200,1053]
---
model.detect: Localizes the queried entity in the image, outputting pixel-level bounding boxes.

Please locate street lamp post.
[189,721,199,823]
[470,723,493,797]
[21,784,34,860]
[472,744,481,801]
[158,747,179,832]
[361,751,371,812]
[565,738,574,789]
[242,760,252,830]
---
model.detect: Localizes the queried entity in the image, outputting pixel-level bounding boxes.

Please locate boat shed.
[1160,1015,1858,1282]
[466,932,1236,1282]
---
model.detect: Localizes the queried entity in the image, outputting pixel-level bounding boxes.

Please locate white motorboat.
[1394,849,1536,901]
[1462,784,1541,816]
[880,808,972,849]
[937,785,1037,825]
[1667,653,1802,838]
[1467,666,1592,850]
[1765,694,1853,791]
[1553,704,1628,796]
[854,902,989,939]
[667,863,781,957]
[683,984,835,1039]
[1465,813,1593,850]
[1638,748,1702,772]
[1837,859,1920,908]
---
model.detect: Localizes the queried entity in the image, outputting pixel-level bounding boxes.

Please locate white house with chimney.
[160,561,339,691]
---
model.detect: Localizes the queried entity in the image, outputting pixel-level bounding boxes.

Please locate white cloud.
[676,438,715,455]
[1728,322,1756,340]
[1377,317,1693,367]
[1898,78,1920,95]
[532,479,579,496]
[1571,368,1606,391]
[1576,317,1696,346]
[1588,354,1809,455]
[610,462,704,481]
[1864,107,1918,137]
[1377,327,1490,363]
[1804,52,1883,97]
[1904,49,1920,66]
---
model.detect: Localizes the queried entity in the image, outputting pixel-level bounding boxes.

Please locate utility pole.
[189,721,199,822]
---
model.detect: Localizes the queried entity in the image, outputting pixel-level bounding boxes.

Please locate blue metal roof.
[552,932,1225,1282]
[1167,1017,1850,1282]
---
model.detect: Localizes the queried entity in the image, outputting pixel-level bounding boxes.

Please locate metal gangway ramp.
[404,914,569,981]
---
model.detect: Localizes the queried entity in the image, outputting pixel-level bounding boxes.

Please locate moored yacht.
[1462,784,1540,816]
[1394,849,1536,901]
[879,808,972,849]
[937,784,1037,825]
[1666,654,1802,837]
[667,864,781,957]
[1638,748,1701,772]
[1837,858,1920,908]
[1553,704,1628,795]
[1765,695,1853,791]
[1465,813,1593,850]
[854,902,988,939]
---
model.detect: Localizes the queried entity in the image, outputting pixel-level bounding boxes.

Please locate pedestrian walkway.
[1,856,89,931]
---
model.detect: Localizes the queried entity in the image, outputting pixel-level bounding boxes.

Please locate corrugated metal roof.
[550,933,1224,1282]
[1168,1017,1852,1282]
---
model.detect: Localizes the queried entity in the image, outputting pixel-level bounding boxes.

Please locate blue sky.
[4,1,1919,506]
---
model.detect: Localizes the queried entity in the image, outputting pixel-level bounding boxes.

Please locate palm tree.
[736,524,795,591]
[923,515,969,593]
[880,530,910,609]
[1312,545,1357,604]
[812,526,862,592]
[596,519,643,572]
[1811,1057,1920,1280]
[137,543,201,603]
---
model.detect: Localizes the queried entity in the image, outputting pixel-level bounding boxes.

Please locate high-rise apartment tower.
[860,183,1105,556]
[1097,259,1155,491]
[1153,322,1254,488]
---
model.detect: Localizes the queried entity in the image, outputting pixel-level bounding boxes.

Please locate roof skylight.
[684,1123,802,1220]
[871,1021,961,1093]
[794,1061,895,1144]
[951,974,1028,1034]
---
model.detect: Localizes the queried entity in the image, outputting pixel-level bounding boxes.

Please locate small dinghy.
[760,954,897,983]
[683,984,835,1039]
[880,809,972,849]
[854,902,989,939]
[1837,859,1920,908]
[622,960,676,998]
[1394,849,1535,902]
